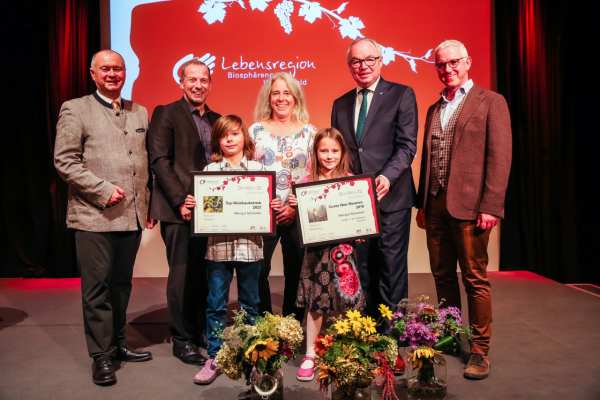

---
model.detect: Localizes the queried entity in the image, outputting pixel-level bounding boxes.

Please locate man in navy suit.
[331,37,418,332]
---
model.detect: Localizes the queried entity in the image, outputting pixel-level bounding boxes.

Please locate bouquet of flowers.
[389,296,472,397]
[315,306,399,400]
[389,296,472,354]
[214,309,303,381]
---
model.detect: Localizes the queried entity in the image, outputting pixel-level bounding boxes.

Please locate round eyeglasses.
[434,57,466,71]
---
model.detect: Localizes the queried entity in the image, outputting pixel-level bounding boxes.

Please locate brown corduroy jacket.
[416,83,512,220]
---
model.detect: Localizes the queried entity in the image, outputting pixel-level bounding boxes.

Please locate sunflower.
[346,310,362,323]
[360,316,377,334]
[245,338,279,362]
[334,320,351,335]
[378,304,393,320]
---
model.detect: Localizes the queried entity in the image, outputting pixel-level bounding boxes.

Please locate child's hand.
[288,194,298,207]
[270,198,282,211]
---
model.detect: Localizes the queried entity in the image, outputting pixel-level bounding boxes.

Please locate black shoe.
[92,358,116,386]
[173,343,207,365]
[116,344,152,362]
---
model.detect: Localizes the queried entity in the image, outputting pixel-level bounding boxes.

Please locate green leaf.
[257,358,267,374]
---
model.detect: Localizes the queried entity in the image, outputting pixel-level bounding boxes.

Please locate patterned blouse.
[250,122,317,204]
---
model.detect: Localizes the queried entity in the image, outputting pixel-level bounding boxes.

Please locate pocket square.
[136,128,146,133]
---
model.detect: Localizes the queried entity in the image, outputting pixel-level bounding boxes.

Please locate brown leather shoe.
[464,353,490,379]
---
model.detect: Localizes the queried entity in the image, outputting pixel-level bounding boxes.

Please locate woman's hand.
[276,203,296,226]
[288,193,298,207]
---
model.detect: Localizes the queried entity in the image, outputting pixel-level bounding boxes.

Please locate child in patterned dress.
[288,128,366,382]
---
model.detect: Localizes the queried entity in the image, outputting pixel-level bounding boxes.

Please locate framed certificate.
[191,171,276,237]
[292,174,382,247]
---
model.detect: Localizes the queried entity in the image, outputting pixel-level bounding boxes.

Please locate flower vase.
[251,369,284,400]
[330,385,371,400]
[406,352,447,400]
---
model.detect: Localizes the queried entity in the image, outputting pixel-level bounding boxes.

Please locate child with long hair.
[288,127,366,381]
[191,115,281,385]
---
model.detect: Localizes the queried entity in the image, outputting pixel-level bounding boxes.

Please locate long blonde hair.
[253,72,310,124]
[310,128,352,182]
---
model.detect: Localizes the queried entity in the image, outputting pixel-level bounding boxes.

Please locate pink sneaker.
[194,359,221,385]
[296,356,315,382]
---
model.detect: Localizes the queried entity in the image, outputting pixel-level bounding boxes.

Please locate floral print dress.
[250,122,317,204]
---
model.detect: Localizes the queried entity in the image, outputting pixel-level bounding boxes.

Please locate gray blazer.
[54,93,151,232]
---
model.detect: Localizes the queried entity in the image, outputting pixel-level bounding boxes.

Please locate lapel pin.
[380,92,383,95]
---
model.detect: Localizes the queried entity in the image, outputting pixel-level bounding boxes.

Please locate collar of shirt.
[219,156,249,170]
[356,76,381,96]
[440,79,474,103]
[94,90,122,109]
[184,97,212,116]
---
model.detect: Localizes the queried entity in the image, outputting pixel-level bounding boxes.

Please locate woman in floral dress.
[250,72,317,323]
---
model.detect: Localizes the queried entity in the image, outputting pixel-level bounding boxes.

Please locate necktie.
[111,100,121,111]
[356,88,369,143]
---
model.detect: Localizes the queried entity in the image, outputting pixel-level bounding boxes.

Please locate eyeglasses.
[349,57,380,69]
[434,57,466,71]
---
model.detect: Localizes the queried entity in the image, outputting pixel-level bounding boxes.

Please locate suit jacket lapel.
[426,100,442,151]
[359,78,387,144]
[452,84,484,154]
[345,91,357,145]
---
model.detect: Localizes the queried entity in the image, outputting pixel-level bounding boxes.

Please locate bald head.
[91,50,125,69]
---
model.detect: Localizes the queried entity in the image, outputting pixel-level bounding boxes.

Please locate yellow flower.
[360,316,377,334]
[378,304,393,320]
[346,310,362,323]
[245,338,279,362]
[334,319,351,335]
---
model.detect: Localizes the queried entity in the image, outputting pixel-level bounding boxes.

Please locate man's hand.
[477,213,498,230]
[146,215,157,229]
[107,186,125,207]
[276,203,296,226]
[179,194,196,221]
[375,176,390,201]
[416,209,426,229]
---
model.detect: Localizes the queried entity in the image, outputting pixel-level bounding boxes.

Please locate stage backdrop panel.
[107,0,497,277]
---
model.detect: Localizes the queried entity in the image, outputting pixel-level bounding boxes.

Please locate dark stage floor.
[1,272,599,399]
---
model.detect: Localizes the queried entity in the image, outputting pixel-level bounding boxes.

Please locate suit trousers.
[160,222,208,346]
[75,229,142,359]
[356,208,411,329]
[259,221,305,323]
[425,189,492,355]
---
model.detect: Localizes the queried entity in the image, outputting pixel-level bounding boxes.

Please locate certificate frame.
[292,173,382,247]
[191,171,277,237]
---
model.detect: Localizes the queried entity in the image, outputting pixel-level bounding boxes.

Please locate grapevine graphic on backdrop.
[195,0,433,73]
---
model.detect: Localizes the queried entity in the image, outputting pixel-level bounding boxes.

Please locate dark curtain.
[497,0,597,284]
[0,1,99,278]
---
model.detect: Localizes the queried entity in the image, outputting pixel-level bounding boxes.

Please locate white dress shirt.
[354,77,381,131]
[440,79,473,130]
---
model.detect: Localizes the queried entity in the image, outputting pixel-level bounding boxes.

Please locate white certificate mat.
[293,174,382,247]
[191,171,276,236]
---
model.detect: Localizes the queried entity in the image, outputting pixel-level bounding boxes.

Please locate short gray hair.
[90,50,125,69]
[346,37,382,61]
[180,60,211,81]
[253,72,310,124]
[435,40,469,57]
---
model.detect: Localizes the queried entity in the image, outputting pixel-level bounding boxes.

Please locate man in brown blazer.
[416,40,512,379]
[54,50,156,385]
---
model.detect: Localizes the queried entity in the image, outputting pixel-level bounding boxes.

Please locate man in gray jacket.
[54,50,156,386]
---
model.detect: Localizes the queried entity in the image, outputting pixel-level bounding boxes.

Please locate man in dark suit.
[331,37,418,332]
[416,40,512,379]
[54,50,154,385]
[148,60,221,365]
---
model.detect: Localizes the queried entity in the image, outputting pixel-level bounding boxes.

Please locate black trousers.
[76,229,142,360]
[160,222,208,346]
[259,221,305,322]
[355,208,411,328]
